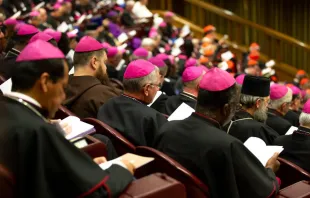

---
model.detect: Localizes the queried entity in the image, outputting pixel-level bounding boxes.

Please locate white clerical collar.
[5,92,42,108]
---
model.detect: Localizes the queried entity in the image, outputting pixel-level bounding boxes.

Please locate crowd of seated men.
[0,0,310,197]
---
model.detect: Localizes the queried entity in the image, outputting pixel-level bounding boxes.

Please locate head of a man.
[74,36,109,84]
[132,47,149,60]
[164,11,174,24]
[289,86,302,111]
[39,8,48,23]
[300,99,310,129]
[196,68,239,126]
[12,24,39,51]
[12,40,68,118]
[182,66,205,97]
[269,84,293,115]
[240,75,271,122]
[148,57,168,85]
[126,0,135,12]
[141,38,155,52]
[123,59,160,104]
[106,47,123,67]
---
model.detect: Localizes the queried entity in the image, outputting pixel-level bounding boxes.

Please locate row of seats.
[59,106,310,197]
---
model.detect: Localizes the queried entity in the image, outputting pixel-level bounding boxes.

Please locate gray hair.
[123,66,159,93]
[240,93,266,108]
[269,88,293,109]
[299,112,310,126]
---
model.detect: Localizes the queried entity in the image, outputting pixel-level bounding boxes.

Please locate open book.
[60,116,95,140]
[285,126,298,135]
[244,137,284,166]
[99,153,154,170]
[168,103,195,121]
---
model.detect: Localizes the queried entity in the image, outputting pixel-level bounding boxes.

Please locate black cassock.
[283,110,300,127]
[150,93,169,115]
[0,96,133,198]
[164,92,197,115]
[0,48,19,79]
[225,110,279,145]
[155,113,279,198]
[266,109,292,135]
[97,95,168,146]
[274,126,310,173]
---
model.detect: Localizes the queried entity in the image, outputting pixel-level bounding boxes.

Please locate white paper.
[286,126,298,135]
[115,59,125,71]
[10,11,21,19]
[180,25,190,38]
[0,78,12,93]
[128,30,137,37]
[218,61,228,71]
[171,47,181,56]
[168,103,195,121]
[221,51,233,61]
[118,43,127,50]
[244,137,284,166]
[159,47,165,53]
[147,91,162,107]
[266,60,275,68]
[33,2,45,10]
[61,116,95,140]
[117,0,125,5]
[57,22,69,33]
[76,15,86,25]
[69,66,75,75]
[174,38,184,48]
[118,33,129,43]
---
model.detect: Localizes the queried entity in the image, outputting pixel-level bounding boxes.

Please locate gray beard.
[253,106,268,123]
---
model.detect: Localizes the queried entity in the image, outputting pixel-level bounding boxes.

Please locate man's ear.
[90,56,98,70]
[143,84,150,96]
[255,99,261,109]
[222,103,230,117]
[39,72,50,93]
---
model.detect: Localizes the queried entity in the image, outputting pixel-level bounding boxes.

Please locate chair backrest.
[54,105,76,120]
[135,146,209,198]
[82,118,135,156]
[0,165,15,198]
[120,173,186,198]
[277,157,310,188]
[276,180,310,198]
[80,135,108,159]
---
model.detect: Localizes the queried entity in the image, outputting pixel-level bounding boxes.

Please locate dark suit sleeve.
[231,141,279,198]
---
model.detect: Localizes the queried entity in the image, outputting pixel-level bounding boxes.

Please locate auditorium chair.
[82,118,136,156]
[80,135,108,159]
[135,146,210,198]
[276,180,310,198]
[276,157,310,188]
[120,173,186,198]
[54,105,76,120]
[0,164,14,198]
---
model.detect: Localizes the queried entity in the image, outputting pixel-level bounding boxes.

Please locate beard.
[95,65,110,86]
[253,103,268,123]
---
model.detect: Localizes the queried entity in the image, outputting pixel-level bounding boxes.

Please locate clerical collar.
[5,92,41,108]
[193,112,221,129]
[268,108,283,117]
[180,92,197,101]
[121,94,146,105]
[4,92,49,121]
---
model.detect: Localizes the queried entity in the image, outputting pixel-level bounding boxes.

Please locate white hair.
[141,38,154,47]
[269,88,293,109]
[299,112,310,126]
[123,66,159,93]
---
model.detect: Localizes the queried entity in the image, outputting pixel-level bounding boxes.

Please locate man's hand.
[93,157,107,165]
[265,153,280,173]
[121,159,135,175]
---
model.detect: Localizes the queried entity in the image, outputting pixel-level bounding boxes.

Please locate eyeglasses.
[150,83,161,88]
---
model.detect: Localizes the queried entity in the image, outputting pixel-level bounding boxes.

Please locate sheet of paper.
[128,30,137,37]
[99,153,154,170]
[147,91,162,107]
[33,2,45,10]
[69,66,75,75]
[174,38,184,48]
[118,33,129,43]
[11,11,21,19]
[57,22,69,33]
[244,137,284,166]
[115,59,126,71]
[168,103,195,121]
[266,60,275,68]
[221,51,233,61]
[61,116,96,140]
[218,61,228,71]
[286,126,298,135]
[76,15,86,25]
[180,25,190,38]
[0,78,12,93]
[74,139,88,148]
